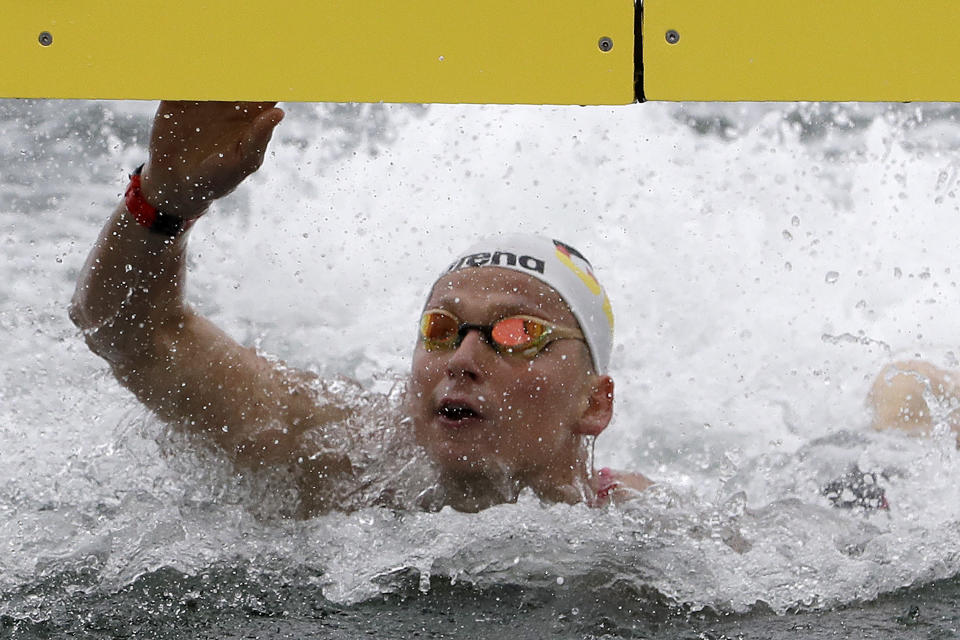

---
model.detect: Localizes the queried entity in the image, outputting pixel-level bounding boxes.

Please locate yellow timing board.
[8,2,960,103]
[1,0,635,105]
[642,0,960,102]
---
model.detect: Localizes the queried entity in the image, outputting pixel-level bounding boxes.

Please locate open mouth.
[436,400,482,423]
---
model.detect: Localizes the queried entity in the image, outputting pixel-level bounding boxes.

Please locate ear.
[574,375,614,437]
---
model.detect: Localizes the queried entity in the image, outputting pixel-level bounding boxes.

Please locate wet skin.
[69,101,656,514]
[407,267,614,507]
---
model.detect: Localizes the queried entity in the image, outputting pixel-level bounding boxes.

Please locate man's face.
[408,267,598,483]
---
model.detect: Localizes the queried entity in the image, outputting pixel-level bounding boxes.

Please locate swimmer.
[815,359,960,511]
[70,101,652,515]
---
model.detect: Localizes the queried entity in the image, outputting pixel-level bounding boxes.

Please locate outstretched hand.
[140,101,285,219]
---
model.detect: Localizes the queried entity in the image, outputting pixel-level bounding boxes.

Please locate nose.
[445,327,495,380]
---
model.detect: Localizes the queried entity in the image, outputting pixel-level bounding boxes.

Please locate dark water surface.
[3,567,958,639]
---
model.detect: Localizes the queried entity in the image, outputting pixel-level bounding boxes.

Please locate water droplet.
[556,576,565,585]
[791,215,801,227]
[825,271,840,284]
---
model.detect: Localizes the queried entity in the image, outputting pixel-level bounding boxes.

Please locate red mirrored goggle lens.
[421,310,459,344]
[490,316,548,348]
[420,311,552,351]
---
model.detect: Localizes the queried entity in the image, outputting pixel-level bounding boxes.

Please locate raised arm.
[70,101,350,467]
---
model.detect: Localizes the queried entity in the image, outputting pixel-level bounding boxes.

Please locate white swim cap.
[437,234,614,373]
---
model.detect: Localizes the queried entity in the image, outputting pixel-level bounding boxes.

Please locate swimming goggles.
[419,308,585,358]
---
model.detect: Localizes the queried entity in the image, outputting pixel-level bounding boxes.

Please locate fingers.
[224,102,280,125]
[154,101,278,128]
[236,107,285,173]
[253,106,285,136]
[146,101,284,211]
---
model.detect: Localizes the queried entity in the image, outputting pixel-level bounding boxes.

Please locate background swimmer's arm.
[70,101,352,468]
[869,360,960,443]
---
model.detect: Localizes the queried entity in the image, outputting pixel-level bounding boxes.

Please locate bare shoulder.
[869,359,960,446]
[869,359,957,434]
[118,312,358,467]
[871,359,956,391]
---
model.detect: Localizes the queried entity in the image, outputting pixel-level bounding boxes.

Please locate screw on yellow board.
[642,0,960,102]
[2,0,635,105]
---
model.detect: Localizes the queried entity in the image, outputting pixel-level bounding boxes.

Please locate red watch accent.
[124,165,197,236]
